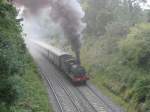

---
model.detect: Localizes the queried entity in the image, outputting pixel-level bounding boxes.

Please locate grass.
[91,72,137,112]
[13,61,53,112]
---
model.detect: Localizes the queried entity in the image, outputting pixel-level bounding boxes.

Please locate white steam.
[15,0,86,62]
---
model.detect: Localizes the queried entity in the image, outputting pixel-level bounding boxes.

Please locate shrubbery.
[80,1,150,111]
[117,24,150,111]
[81,23,150,112]
[119,23,150,70]
[0,2,26,110]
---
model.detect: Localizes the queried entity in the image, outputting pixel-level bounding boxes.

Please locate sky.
[141,0,150,9]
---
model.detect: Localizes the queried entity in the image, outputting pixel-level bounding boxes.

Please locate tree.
[82,0,146,37]
[82,0,116,36]
[119,23,150,69]
[0,2,26,108]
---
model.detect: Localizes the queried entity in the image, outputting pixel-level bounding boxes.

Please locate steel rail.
[77,88,98,112]
[38,67,64,112]
[87,84,115,112]
[52,70,83,112]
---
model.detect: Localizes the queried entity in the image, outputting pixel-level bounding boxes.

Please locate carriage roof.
[33,40,70,56]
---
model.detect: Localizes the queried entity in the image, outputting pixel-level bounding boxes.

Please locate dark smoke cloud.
[13,0,86,63]
[49,0,86,63]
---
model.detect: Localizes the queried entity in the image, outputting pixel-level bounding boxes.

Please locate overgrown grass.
[91,71,136,112]
[12,59,53,112]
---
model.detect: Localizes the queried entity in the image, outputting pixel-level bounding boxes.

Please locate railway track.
[28,39,123,112]
[47,60,112,112]
[28,41,123,112]
[52,69,101,112]
[35,46,120,112]
[39,66,83,112]
[77,86,107,112]
[34,47,97,112]
[51,65,108,112]
[52,71,83,112]
[38,67,64,112]
[77,87,101,112]
[39,60,120,112]
[86,84,116,112]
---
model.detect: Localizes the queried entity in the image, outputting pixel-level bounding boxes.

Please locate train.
[33,40,89,84]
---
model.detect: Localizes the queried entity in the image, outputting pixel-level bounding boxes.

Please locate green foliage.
[80,1,150,111]
[119,23,150,69]
[12,62,52,112]
[0,3,52,112]
[81,24,150,111]
[0,3,26,109]
[82,0,115,36]
[133,77,150,103]
[0,76,23,106]
[82,0,146,37]
[0,2,52,112]
[0,0,5,4]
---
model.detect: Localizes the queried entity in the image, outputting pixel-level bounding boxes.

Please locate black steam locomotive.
[33,40,89,84]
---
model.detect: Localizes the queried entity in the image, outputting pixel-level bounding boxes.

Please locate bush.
[133,77,150,103]
[0,76,23,106]
[119,23,150,70]
[0,2,26,108]
[81,23,150,111]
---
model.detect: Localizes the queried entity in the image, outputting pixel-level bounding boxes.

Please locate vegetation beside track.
[12,59,52,112]
[0,1,52,111]
[81,23,150,112]
[79,1,150,112]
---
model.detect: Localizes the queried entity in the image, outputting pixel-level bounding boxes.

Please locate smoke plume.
[13,0,50,14]
[13,0,86,63]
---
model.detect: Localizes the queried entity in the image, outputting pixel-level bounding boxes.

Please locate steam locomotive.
[33,40,89,84]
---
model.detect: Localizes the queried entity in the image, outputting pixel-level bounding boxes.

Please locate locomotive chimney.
[76,50,81,65]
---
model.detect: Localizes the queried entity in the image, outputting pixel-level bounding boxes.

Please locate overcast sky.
[141,0,150,9]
